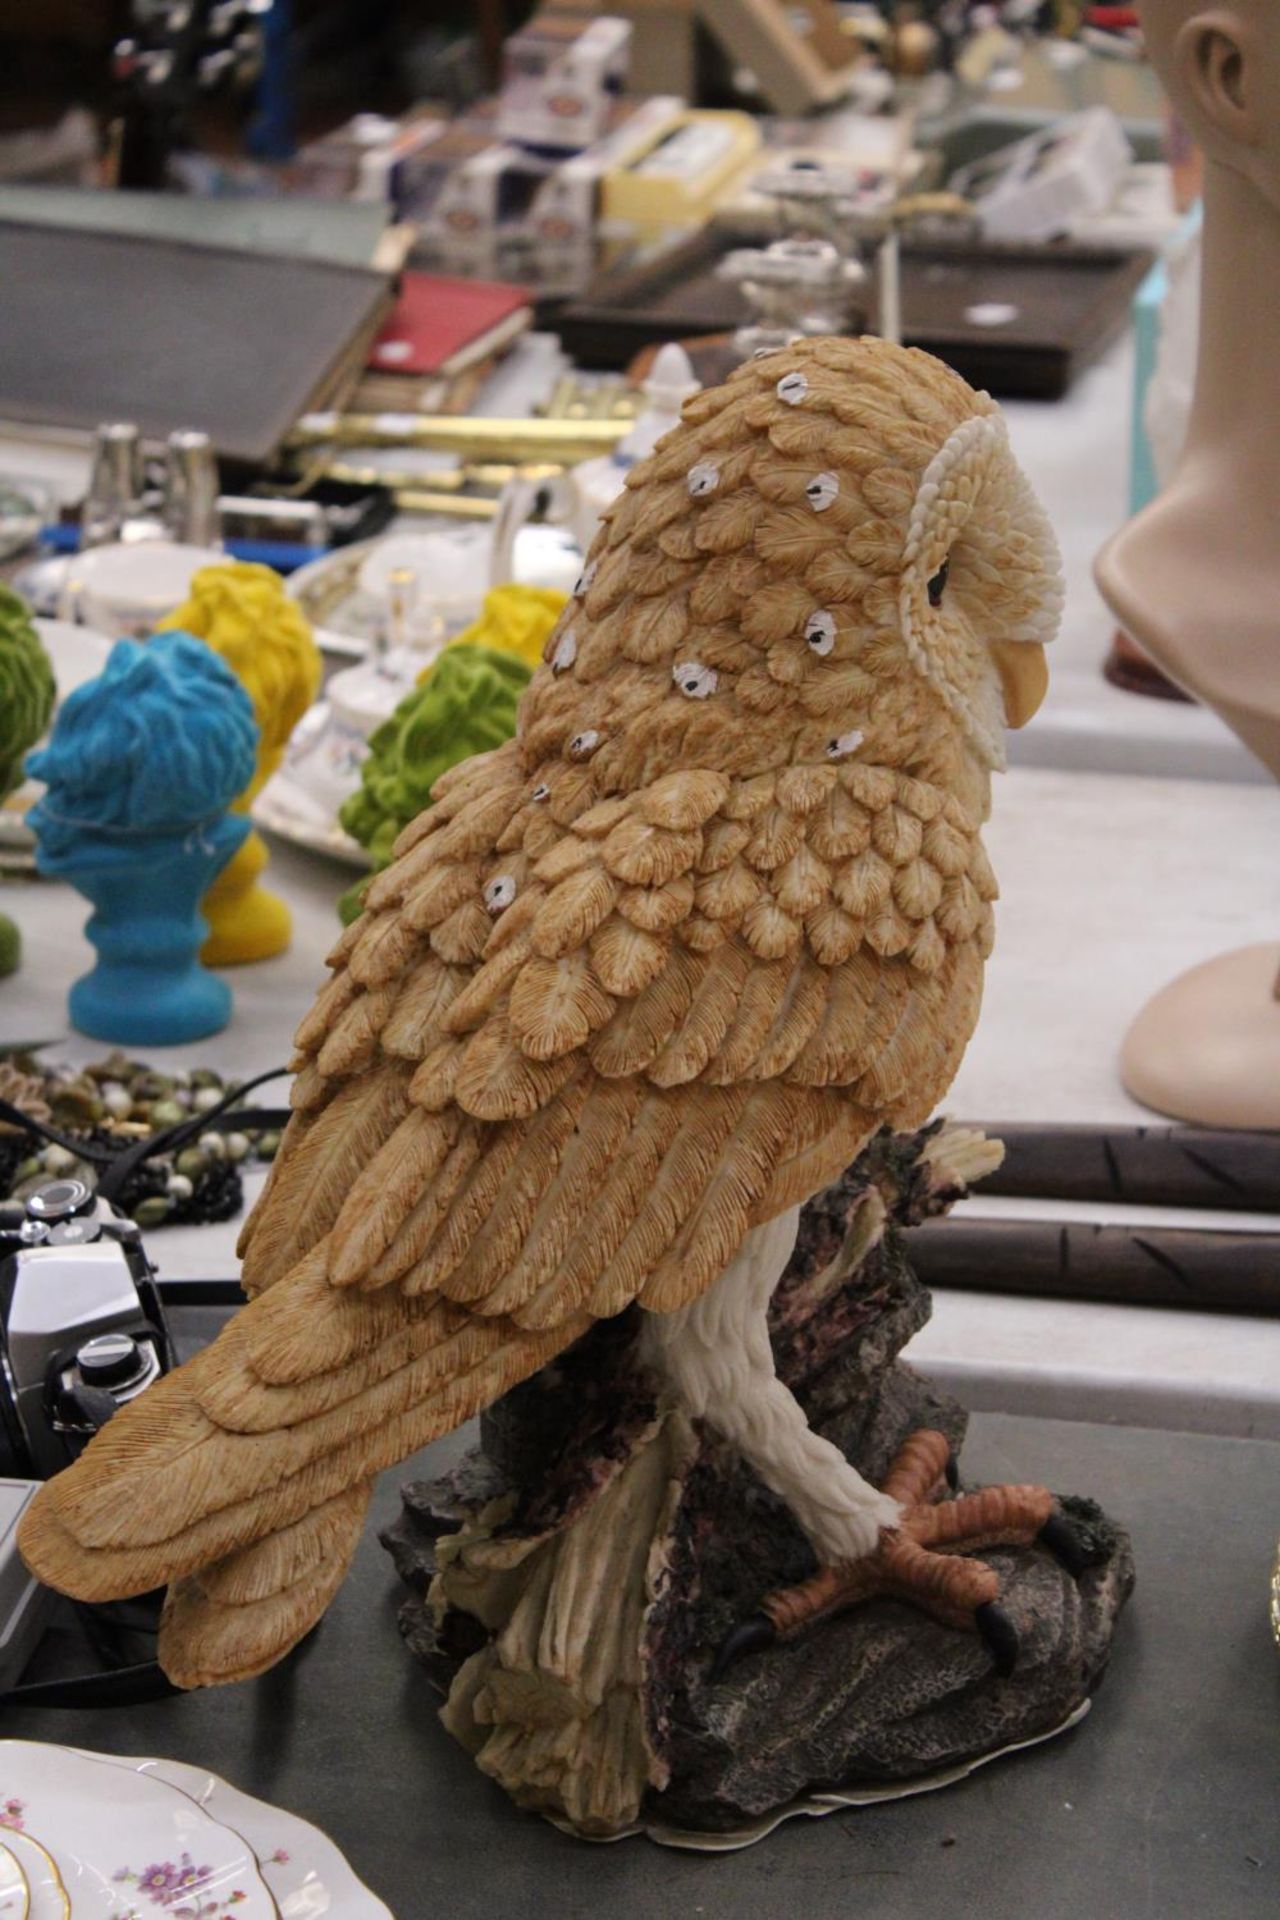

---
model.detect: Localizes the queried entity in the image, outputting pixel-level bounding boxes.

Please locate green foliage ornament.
[0,586,56,975]
[0,586,55,800]
[337,642,531,923]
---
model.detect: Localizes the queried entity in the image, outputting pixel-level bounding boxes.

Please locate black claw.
[1038,1511,1091,1580]
[975,1601,1019,1677]
[944,1451,960,1492]
[710,1612,777,1683]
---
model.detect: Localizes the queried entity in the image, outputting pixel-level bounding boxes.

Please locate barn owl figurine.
[19,337,1070,1706]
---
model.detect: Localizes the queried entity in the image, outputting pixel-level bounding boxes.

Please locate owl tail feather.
[158,1482,373,1688]
[17,1239,586,1686]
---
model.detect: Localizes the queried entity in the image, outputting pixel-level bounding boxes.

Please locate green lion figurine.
[337,642,531,922]
[0,587,56,975]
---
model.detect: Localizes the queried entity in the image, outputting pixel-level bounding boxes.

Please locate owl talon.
[707,1430,1065,1682]
[975,1600,1020,1676]
[710,1612,777,1682]
[1037,1511,1091,1579]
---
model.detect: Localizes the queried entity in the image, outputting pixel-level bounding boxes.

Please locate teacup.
[282,651,434,823]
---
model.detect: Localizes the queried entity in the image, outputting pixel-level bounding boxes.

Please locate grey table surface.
[7,1310,1280,1920]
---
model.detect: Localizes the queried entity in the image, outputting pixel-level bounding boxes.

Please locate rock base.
[382,1126,1135,1838]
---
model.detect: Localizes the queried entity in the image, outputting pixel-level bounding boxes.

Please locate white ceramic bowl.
[32,618,113,704]
[58,541,223,640]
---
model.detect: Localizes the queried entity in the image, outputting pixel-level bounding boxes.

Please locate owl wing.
[239,731,992,1329]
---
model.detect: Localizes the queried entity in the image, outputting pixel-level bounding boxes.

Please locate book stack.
[350,270,532,416]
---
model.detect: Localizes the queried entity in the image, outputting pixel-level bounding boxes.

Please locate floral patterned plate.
[72,1753,393,1920]
[0,1831,65,1919]
[0,1840,26,1919]
[0,1744,275,1919]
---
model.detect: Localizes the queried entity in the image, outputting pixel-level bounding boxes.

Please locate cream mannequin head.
[1140,0,1280,204]
[1095,0,1280,785]
[1094,0,1280,1129]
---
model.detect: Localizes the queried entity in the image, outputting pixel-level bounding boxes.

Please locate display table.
[9,1343,1279,1917]
[2,320,1278,1432]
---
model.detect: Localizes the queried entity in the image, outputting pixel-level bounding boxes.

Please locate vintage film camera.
[0,1177,174,1482]
[0,1178,177,1697]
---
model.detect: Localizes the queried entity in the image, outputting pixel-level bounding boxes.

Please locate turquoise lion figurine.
[27,632,259,1045]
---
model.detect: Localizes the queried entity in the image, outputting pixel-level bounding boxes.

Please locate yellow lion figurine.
[161,561,321,965]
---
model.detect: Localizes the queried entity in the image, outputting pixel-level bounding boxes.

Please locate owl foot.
[711,1429,1084,1683]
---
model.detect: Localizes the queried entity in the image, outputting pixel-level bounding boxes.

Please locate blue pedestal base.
[69,965,234,1047]
[37,817,250,1049]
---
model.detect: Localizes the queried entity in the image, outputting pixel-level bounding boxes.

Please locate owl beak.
[992,640,1048,729]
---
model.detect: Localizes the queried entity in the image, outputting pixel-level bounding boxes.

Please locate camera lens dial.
[27,1179,94,1223]
[76,1332,146,1389]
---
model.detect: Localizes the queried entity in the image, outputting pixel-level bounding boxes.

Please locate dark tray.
[558,227,1152,399]
[0,220,393,463]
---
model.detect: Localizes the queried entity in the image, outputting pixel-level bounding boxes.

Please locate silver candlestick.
[717,238,867,360]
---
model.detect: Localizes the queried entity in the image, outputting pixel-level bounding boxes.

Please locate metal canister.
[162,430,222,547]
[82,422,144,548]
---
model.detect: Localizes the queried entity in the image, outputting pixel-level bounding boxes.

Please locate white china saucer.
[0,1743,276,1918]
[72,1751,393,1920]
[0,1831,64,1920]
[0,1840,29,1918]
[252,758,371,870]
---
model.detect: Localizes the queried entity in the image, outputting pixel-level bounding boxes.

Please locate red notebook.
[367,270,531,379]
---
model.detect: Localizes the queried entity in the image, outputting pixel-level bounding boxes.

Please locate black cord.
[0,1068,292,1193]
[0,1099,119,1165]
[96,1065,290,1204]
[0,1662,177,1709]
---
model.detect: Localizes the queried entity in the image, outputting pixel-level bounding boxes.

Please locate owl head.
[522,336,1063,794]
[894,389,1064,770]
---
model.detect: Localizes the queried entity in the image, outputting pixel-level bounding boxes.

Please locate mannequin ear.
[1173,10,1260,144]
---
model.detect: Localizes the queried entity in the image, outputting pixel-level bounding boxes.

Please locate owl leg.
[637,1211,1086,1680]
[638,1207,904,1570]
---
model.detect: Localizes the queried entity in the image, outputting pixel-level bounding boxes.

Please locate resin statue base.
[1121,942,1280,1129]
[384,1128,1134,1842]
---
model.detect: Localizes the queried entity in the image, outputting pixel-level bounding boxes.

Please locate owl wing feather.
[244,733,993,1336]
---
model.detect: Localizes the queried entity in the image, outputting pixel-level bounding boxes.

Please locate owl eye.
[568,730,600,759]
[672,660,718,700]
[687,462,721,499]
[776,371,808,406]
[806,471,839,512]
[551,629,577,673]
[484,875,517,915]
[804,610,836,656]
[927,558,950,608]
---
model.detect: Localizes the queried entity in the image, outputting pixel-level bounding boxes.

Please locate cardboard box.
[293,110,446,205]
[498,13,633,152]
[601,108,761,233]
[521,95,684,244]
